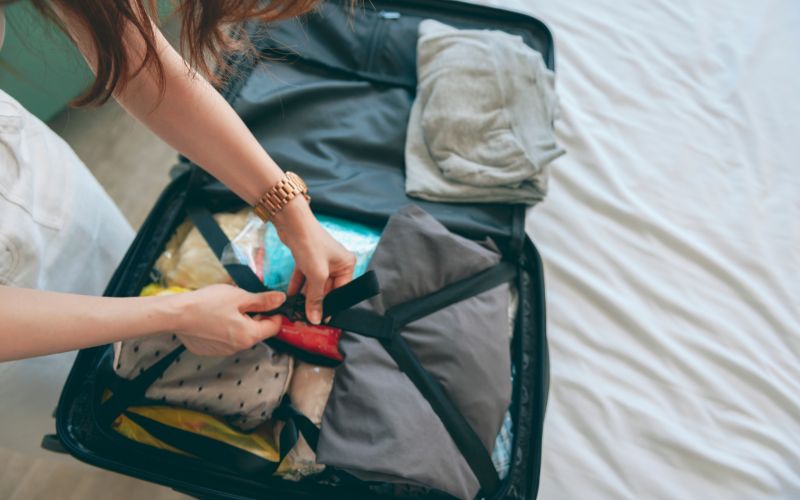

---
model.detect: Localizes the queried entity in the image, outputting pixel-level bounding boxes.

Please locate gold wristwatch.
[253,171,310,222]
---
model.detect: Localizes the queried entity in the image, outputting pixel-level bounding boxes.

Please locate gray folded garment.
[316,205,511,499]
[405,19,564,204]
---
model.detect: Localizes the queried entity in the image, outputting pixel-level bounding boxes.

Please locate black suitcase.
[46,1,552,498]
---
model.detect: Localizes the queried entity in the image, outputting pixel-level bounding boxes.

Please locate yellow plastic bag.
[113,411,185,455]
[139,283,190,297]
[112,405,280,463]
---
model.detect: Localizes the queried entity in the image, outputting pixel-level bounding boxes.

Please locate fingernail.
[309,310,321,325]
[272,292,286,305]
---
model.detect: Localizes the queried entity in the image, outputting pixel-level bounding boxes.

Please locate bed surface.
[474,0,799,497]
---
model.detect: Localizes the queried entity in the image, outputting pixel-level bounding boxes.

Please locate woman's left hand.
[272,198,356,324]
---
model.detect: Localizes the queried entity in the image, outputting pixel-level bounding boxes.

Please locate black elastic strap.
[381,335,500,496]
[322,271,380,318]
[272,398,321,459]
[123,410,279,477]
[100,346,186,425]
[388,261,517,328]
[279,416,299,462]
[255,271,381,322]
[327,308,395,340]
[330,263,514,342]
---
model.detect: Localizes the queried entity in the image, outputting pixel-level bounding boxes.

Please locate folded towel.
[405,19,564,204]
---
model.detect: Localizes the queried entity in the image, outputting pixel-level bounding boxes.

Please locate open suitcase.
[45,1,552,498]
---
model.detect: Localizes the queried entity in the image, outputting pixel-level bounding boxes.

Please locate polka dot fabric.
[113,209,291,431]
[113,335,293,430]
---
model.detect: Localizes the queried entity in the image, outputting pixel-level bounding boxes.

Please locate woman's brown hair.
[9,0,321,106]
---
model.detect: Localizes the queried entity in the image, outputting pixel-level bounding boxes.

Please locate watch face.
[289,172,307,191]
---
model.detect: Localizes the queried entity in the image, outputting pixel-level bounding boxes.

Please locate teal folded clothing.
[264,215,382,291]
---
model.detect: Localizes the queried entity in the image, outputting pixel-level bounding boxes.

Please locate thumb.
[241,291,286,313]
[250,315,283,342]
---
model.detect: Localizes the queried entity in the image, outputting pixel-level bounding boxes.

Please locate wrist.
[271,196,317,249]
[253,171,309,224]
[150,292,189,335]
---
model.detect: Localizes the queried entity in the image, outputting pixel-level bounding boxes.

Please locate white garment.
[0,89,133,456]
[0,89,133,294]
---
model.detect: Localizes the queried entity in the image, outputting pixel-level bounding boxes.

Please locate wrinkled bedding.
[474,0,800,498]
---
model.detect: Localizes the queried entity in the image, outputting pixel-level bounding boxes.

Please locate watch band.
[253,171,310,222]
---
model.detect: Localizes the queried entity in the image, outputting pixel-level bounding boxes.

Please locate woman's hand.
[273,198,356,324]
[172,285,287,356]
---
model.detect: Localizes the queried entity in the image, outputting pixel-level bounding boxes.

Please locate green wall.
[0,1,176,122]
[0,2,93,121]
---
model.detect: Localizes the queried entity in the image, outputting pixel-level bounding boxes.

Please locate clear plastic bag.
[220,211,267,282]
[222,213,381,292]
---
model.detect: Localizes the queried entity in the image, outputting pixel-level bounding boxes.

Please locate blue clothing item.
[264,215,381,291]
[491,362,515,479]
[492,409,513,479]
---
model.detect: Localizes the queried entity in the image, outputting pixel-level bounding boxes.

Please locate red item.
[277,317,344,362]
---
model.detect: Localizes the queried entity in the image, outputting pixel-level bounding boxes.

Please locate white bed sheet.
[474,0,800,497]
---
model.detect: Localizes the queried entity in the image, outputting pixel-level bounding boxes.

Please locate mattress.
[472,0,800,498]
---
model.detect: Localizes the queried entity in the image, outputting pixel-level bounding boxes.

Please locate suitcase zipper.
[379,10,401,19]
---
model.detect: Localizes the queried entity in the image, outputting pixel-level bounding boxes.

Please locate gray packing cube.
[317,205,512,499]
[46,1,553,498]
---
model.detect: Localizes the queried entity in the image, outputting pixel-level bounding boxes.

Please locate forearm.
[117,28,318,238]
[0,286,180,361]
[114,30,284,204]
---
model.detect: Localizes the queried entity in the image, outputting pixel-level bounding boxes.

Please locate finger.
[287,268,305,296]
[241,291,286,313]
[305,273,326,325]
[333,253,356,289]
[332,270,353,290]
[250,315,283,343]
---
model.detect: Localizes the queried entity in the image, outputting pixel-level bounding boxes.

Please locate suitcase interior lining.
[195,0,555,245]
[58,189,534,499]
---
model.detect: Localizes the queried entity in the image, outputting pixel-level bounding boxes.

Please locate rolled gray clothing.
[316,205,511,499]
[405,19,564,204]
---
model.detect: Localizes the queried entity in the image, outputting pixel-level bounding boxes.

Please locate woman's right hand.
[170,284,286,357]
